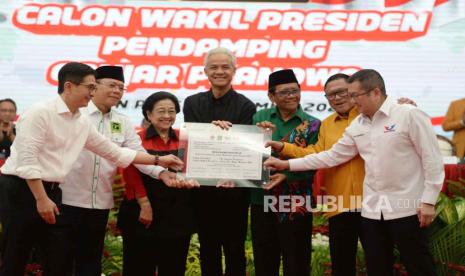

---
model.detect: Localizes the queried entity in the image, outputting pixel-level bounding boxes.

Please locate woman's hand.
[137,197,153,228]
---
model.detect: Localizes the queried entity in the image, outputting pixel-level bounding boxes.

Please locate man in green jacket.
[251,69,320,276]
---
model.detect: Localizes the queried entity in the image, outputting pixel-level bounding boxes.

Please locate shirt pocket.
[377,130,409,150]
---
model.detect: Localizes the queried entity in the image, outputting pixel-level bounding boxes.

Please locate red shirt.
[122,127,179,200]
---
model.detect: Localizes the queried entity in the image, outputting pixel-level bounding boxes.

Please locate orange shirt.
[281,107,364,218]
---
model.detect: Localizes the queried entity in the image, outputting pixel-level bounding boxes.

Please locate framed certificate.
[177,123,271,188]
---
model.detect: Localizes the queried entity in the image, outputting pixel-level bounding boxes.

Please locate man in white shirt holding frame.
[0,62,182,276]
[60,66,177,276]
[265,69,444,276]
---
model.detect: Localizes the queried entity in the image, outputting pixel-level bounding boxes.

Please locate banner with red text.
[1,0,464,134]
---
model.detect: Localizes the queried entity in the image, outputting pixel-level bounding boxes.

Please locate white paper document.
[186,131,264,180]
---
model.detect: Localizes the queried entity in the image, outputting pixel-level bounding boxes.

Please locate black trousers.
[361,215,437,276]
[250,204,312,276]
[118,200,191,276]
[59,204,109,276]
[0,174,66,276]
[328,212,362,276]
[121,230,190,276]
[196,189,249,276]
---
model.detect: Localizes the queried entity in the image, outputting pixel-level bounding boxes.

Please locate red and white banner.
[1,0,464,133]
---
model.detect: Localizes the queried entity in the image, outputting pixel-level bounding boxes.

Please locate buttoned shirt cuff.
[116,148,137,168]
[421,186,441,205]
[152,166,166,179]
[134,164,165,179]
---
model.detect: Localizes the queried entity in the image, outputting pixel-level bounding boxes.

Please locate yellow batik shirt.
[281,107,364,218]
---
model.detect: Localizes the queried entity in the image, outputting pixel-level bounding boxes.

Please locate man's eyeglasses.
[324,90,348,100]
[348,90,372,100]
[72,82,97,92]
[274,89,300,98]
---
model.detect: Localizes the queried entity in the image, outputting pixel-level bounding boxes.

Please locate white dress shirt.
[1,96,136,183]
[61,101,164,209]
[289,98,445,220]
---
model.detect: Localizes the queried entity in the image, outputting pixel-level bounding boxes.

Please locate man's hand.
[256,121,276,133]
[216,180,235,188]
[182,179,201,189]
[157,154,183,171]
[397,97,417,107]
[264,156,290,171]
[160,170,177,187]
[212,120,232,130]
[138,199,153,228]
[263,173,286,190]
[160,171,200,189]
[172,178,201,189]
[36,197,60,224]
[265,141,284,153]
[417,203,435,228]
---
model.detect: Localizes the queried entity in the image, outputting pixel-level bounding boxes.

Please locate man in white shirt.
[264,69,444,276]
[60,66,173,275]
[0,62,183,276]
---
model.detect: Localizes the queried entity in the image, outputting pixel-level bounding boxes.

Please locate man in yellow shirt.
[267,73,363,276]
[442,98,465,160]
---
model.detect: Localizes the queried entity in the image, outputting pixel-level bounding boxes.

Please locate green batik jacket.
[251,105,320,222]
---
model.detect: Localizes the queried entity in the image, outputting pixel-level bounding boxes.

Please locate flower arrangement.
[2,174,463,276]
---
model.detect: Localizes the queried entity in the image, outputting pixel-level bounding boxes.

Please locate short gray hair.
[203,47,236,67]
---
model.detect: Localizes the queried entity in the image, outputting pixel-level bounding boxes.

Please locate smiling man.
[59,66,177,276]
[251,69,320,276]
[265,69,444,276]
[266,73,364,276]
[183,47,256,276]
[0,63,183,275]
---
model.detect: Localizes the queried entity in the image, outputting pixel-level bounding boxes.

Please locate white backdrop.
[1,0,464,135]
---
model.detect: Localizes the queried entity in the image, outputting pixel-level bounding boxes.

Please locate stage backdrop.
[1,0,464,135]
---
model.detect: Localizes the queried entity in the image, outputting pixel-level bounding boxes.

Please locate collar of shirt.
[145,125,178,141]
[207,88,236,103]
[56,96,80,118]
[86,100,113,120]
[270,105,306,122]
[359,97,394,124]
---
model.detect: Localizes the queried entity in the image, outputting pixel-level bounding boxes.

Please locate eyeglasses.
[0,109,16,113]
[324,90,348,100]
[99,82,127,92]
[348,90,372,100]
[274,89,300,98]
[73,82,97,92]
